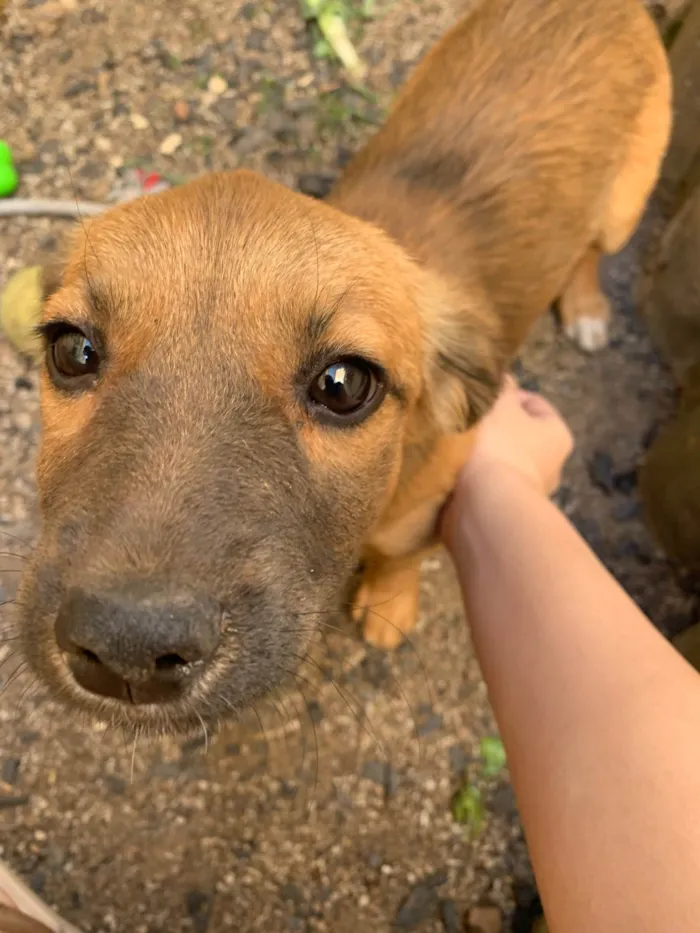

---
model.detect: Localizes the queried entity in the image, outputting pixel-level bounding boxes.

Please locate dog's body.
[18,0,671,731]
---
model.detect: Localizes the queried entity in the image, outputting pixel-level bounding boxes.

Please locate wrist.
[440,459,544,552]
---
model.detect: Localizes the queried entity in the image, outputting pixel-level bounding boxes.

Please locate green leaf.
[452,783,484,836]
[480,736,507,777]
[313,37,332,58]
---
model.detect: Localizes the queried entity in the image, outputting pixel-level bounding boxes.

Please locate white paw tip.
[565,316,609,353]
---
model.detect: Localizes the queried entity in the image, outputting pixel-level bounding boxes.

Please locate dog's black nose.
[55,585,221,704]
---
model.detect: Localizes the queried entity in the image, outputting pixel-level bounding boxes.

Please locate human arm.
[441,379,700,933]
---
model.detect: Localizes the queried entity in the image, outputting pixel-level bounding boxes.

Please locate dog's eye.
[308,358,384,424]
[47,328,101,389]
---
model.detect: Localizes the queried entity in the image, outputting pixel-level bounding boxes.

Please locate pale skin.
[3,379,700,932]
[442,377,700,933]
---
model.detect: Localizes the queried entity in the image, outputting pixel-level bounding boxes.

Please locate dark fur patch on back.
[399,151,472,193]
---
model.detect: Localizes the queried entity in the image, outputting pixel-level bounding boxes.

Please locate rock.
[306,699,324,725]
[439,899,462,933]
[173,99,190,122]
[130,113,149,130]
[673,622,700,673]
[395,872,447,929]
[207,74,228,96]
[159,132,183,155]
[588,450,616,494]
[64,78,97,98]
[613,469,638,495]
[467,905,502,933]
[280,883,304,906]
[612,499,642,521]
[448,744,470,776]
[185,890,213,933]
[416,704,444,737]
[362,759,399,798]
[1,757,21,785]
[297,172,336,199]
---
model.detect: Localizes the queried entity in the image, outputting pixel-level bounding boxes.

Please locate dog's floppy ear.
[414,272,506,435]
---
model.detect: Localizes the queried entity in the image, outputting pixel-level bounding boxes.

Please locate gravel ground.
[0,1,694,931]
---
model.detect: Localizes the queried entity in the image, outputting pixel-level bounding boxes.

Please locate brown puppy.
[17,0,670,733]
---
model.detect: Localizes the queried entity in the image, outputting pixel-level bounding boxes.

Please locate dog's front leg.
[352,551,430,649]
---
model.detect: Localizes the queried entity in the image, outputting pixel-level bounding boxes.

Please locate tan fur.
[21,0,672,731]
[329,0,672,645]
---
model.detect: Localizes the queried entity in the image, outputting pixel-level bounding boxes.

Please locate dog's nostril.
[78,647,101,665]
[155,653,189,671]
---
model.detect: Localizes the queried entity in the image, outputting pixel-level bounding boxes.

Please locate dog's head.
[18,171,503,734]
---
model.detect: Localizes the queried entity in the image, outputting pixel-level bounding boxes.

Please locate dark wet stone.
[336,146,354,169]
[551,484,572,510]
[617,539,653,565]
[80,161,104,180]
[362,759,400,799]
[571,516,603,549]
[19,731,40,746]
[185,890,213,933]
[9,33,33,54]
[225,743,241,756]
[148,761,182,780]
[181,735,207,755]
[510,358,540,391]
[439,898,462,933]
[246,28,267,51]
[64,79,97,99]
[28,872,46,895]
[390,61,409,88]
[279,781,298,799]
[233,126,272,156]
[103,774,127,795]
[297,172,336,199]
[490,781,517,818]
[306,700,324,725]
[365,851,383,870]
[14,376,33,391]
[1,757,21,785]
[588,450,616,494]
[81,8,106,24]
[416,705,444,737]
[0,794,29,809]
[448,744,470,776]
[360,648,390,688]
[239,2,257,19]
[395,871,447,929]
[613,468,638,495]
[17,159,44,175]
[612,499,642,521]
[280,883,304,906]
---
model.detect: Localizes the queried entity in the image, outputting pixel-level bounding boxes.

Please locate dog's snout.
[54,586,221,704]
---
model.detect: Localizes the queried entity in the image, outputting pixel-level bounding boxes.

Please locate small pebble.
[159,132,183,155]
[173,99,190,122]
[130,113,149,130]
[588,450,616,494]
[207,74,228,95]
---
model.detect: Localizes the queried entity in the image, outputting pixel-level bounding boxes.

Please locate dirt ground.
[0,0,695,931]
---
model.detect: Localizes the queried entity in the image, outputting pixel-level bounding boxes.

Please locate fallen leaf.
[0,266,44,359]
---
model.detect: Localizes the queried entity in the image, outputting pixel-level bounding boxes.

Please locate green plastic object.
[0,141,19,198]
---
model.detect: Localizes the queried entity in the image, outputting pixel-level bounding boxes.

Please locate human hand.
[441,375,573,544]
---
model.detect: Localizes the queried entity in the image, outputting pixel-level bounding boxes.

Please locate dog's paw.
[565,314,609,353]
[353,577,419,651]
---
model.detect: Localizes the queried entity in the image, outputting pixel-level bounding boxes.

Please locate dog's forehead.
[48,172,425,387]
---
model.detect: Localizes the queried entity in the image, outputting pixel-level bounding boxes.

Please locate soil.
[0,1,693,932]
